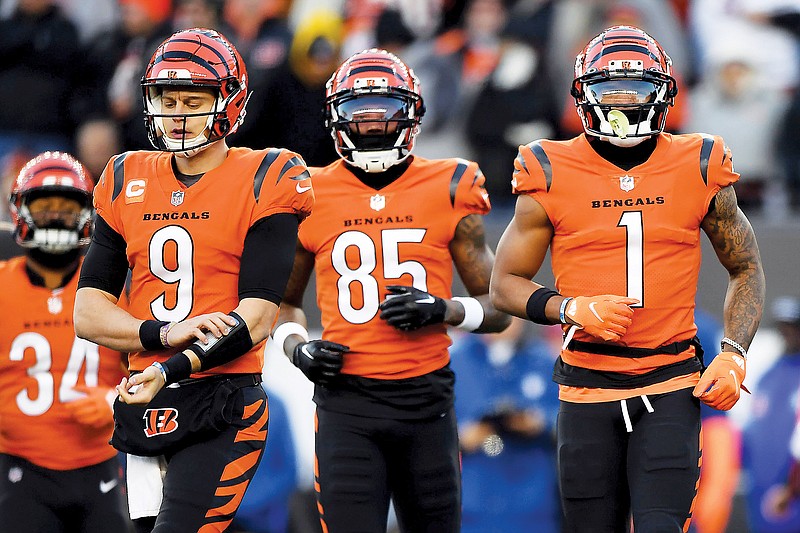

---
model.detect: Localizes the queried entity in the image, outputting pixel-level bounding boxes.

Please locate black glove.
[292,340,349,385]
[379,285,447,331]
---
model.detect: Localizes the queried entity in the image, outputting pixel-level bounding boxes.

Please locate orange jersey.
[513,133,738,383]
[94,148,313,375]
[0,257,124,470]
[300,157,491,379]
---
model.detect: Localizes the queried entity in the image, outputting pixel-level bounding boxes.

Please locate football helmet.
[325,48,425,172]
[142,28,249,156]
[571,25,677,144]
[9,152,94,254]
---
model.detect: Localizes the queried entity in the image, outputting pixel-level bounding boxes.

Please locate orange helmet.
[142,28,249,156]
[9,152,93,253]
[325,48,425,172]
[571,26,677,141]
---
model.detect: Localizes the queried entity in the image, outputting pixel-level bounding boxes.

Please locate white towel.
[126,454,167,519]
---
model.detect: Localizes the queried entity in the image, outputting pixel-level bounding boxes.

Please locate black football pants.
[314,407,461,533]
[557,388,701,533]
[133,382,268,533]
[0,454,130,533]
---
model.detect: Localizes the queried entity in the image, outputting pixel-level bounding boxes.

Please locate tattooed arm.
[448,214,512,333]
[701,185,766,350]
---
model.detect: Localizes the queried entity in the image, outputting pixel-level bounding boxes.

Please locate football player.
[489,25,765,532]
[0,152,130,532]
[74,28,312,531]
[271,48,511,533]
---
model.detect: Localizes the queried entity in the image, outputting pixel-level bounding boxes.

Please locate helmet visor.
[333,95,411,123]
[585,79,660,106]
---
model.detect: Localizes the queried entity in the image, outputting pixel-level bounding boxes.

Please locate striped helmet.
[142,28,249,156]
[571,26,677,142]
[9,152,93,253]
[325,48,425,172]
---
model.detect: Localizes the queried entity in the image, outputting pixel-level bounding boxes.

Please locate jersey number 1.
[617,211,644,306]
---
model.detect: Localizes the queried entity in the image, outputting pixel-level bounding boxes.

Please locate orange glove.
[693,352,747,411]
[65,386,116,429]
[564,295,638,342]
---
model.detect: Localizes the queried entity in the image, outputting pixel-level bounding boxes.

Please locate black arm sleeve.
[77,215,129,298]
[238,212,300,304]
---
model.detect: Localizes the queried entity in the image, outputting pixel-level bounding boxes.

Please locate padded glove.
[292,340,349,385]
[564,295,638,341]
[379,285,447,331]
[693,352,747,411]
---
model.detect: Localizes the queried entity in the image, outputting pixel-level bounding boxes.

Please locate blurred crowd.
[3,0,800,221]
[2,1,800,533]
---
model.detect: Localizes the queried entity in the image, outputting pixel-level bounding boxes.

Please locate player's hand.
[165,312,239,348]
[379,285,447,331]
[564,295,638,341]
[292,340,349,386]
[65,385,115,429]
[693,352,747,411]
[117,366,165,405]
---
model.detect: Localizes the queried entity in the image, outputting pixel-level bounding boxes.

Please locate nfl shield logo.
[370,194,385,211]
[171,190,185,206]
[47,294,62,315]
[619,175,635,192]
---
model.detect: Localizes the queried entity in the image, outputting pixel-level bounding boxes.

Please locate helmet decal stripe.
[155,51,220,78]
[165,38,234,75]
[586,45,660,69]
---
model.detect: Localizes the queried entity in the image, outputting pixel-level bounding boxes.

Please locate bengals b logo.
[143,408,179,437]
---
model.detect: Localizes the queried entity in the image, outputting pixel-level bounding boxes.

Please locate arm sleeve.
[77,215,129,297]
[238,212,300,304]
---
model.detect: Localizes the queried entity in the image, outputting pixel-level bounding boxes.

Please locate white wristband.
[721,337,747,359]
[452,297,484,331]
[272,322,309,356]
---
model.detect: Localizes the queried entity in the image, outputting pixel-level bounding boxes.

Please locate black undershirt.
[171,157,205,187]
[24,261,79,289]
[586,135,658,171]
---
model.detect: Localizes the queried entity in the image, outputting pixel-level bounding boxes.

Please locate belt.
[566,338,694,358]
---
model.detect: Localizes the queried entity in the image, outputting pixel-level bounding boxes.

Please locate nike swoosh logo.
[728,370,739,392]
[301,344,315,360]
[415,296,435,305]
[588,302,604,322]
[296,183,312,193]
[99,478,119,494]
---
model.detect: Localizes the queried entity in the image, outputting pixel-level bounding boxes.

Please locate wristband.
[272,322,310,356]
[139,320,170,351]
[452,297,484,331]
[559,297,574,324]
[721,337,747,359]
[159,322,176,348]
[150,361,168,384]
[158,353,193,384]
[525,287,560,325]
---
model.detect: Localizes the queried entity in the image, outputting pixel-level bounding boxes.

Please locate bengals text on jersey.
[0,257,124,470]
[300,156,490,379]
[512,133,738,402]
[93,147,313,376]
